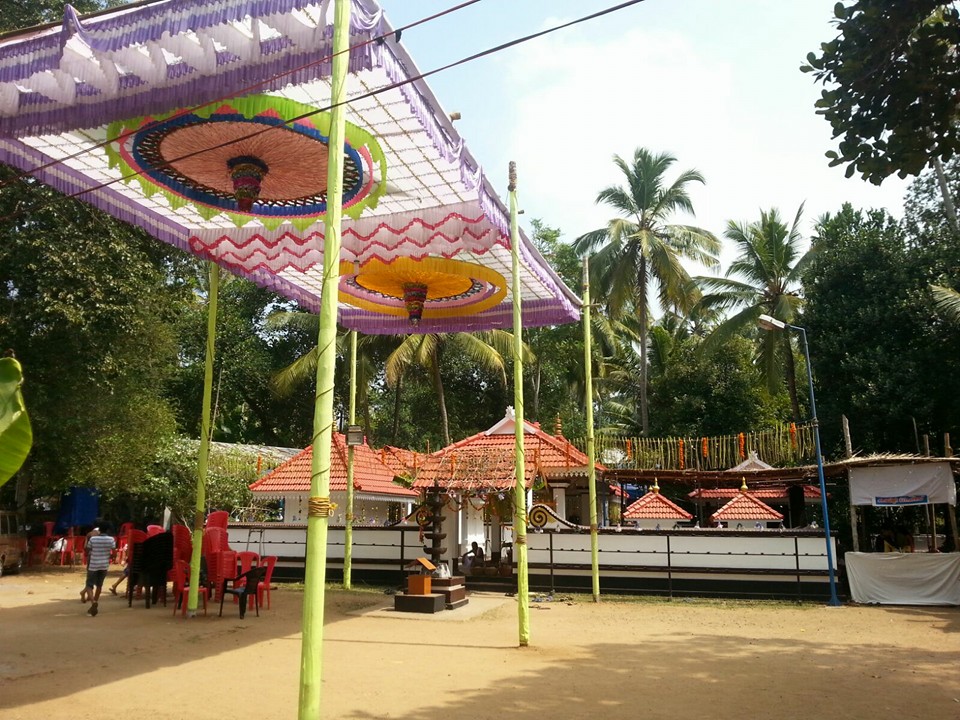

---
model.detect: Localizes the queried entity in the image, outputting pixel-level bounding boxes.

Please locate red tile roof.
[623,491,693,520]
[710,493,783,522]
[249,433,417,498]
[411,416,605,490]
[689,485,821,501]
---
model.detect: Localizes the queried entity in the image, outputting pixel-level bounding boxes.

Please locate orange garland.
[678,438,685,469]
[789,422,798,449]
[738,432,746,460]
[701,437,709,459]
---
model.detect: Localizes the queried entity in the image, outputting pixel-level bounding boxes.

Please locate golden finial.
[740,476,748,493]
[652,478,660,494]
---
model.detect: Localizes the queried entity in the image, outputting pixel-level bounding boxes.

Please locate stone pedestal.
[432,574,469,610]
[394,593,445,614]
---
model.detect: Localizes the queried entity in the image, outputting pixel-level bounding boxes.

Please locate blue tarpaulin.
[55,487,99,532]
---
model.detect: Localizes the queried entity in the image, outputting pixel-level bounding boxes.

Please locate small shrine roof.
[623,491,693,521]
[249,432,417,499]
[710,493,783,522]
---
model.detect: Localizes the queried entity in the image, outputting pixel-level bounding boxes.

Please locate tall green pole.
[344,329,357,589]
[508,161,530,646]
[583,256,600,602]
[187,261,219,615]
[298,0,349,715]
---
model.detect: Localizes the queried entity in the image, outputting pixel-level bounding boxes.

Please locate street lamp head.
[757,314,787,331]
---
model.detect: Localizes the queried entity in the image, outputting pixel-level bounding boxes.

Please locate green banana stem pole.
[344,329,357,589]
[583,256,600,602]
[188,261,219,615]
[298,0,349,715]
[508,161,530,647]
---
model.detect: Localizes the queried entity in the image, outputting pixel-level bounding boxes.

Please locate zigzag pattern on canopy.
[0,0,580,334]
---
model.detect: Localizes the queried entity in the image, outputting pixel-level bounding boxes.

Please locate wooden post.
[343,329,357,589]
[299,0,349,714]
[923,434,931,456]
[583,256,600,602]
[187,262,218,615]
[508,161,530,646]
[945,435,960,551]
[842,415,859,552]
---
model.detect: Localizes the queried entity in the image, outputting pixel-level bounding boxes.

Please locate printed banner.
[875,494,929,506]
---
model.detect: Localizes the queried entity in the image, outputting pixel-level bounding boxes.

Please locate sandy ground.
[1,566,958,720]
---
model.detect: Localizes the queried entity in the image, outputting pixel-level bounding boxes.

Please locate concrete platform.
[353,592,512,621]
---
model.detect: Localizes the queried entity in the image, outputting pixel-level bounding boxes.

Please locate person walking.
[83,523,116,617]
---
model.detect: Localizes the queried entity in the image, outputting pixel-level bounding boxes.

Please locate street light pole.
[758,314,841,606]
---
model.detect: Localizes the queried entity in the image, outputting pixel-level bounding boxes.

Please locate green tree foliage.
[121,436,257,525]
[647,334,782,438]
[802,204,960,453]
[0,170,184,499]
[697,207,812,422]
[802,1,960,185]
[573,148,719,435]
[600,312,785,438]
[169,276,314,448]
[523,220,589,434]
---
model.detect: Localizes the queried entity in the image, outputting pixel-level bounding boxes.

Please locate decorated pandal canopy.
[0,0,580,333]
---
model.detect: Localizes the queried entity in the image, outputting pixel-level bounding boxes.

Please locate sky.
[380,0,911,273]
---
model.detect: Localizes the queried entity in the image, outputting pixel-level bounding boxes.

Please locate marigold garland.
[738,432,746,460]
[678,438,685,469]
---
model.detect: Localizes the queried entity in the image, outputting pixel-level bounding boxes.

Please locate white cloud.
[487,17,908,274]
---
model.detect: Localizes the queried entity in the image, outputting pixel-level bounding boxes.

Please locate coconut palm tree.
[931,284,960,323]
[385,330,532,447]
[268,310,531,448]
[573,147,719,435]
[696,206,811,422]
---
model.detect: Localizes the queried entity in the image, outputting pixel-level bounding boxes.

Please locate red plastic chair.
[146,524,164,537]
[114,522,134,564]
[28,536,48,566]
[235,551,259,608]
[171,524,193,564]
[61,533,86,566]
[172,559,208,616]
[205,510,229,531]
[216,550,238,600]
[257,556,277,610]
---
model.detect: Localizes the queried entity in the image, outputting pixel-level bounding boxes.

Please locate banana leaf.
[0,357,32,487]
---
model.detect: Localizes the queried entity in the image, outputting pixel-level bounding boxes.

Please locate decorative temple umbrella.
[0,1,581,717]
[104,96,387,228]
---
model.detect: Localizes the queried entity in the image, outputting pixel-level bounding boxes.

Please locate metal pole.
[796,325,841,606]
[187,261,218,615]
[298,0,349,714]
[344,329,357,589]
[508,161,530,646]
[582,256,600,602]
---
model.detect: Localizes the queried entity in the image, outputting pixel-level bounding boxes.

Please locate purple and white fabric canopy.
[0,0,580,333]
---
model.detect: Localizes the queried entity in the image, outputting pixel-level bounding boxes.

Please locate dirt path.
[1,567,957,719]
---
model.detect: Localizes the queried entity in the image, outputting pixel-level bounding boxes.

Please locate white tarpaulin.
[845,552,960,605]
[848,462,957,507]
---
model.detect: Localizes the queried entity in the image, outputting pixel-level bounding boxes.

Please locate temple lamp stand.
[758,314,841,606]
